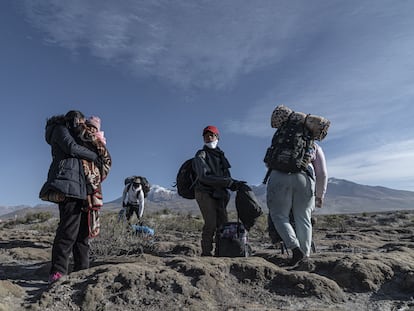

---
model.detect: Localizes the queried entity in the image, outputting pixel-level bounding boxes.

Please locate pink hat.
[86,116,101,131]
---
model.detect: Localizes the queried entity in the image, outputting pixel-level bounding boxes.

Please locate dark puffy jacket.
[39,116,97,200]
[192,146,232,197]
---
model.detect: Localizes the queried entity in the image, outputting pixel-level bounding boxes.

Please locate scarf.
[203,146,231,177]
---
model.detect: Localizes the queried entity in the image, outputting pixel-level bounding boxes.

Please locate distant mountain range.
[1,178,414,220]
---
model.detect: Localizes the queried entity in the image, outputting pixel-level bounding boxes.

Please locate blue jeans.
[266,170,315,256]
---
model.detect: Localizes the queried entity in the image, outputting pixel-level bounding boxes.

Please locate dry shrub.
[319,215,350,232]
[24,211,53,223]
[30,219,59,233]
[89,210,204,260]
[151,212,204,233]
[1,212,57,232]
[89,213,153,259]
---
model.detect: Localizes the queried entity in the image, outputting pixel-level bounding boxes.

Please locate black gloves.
[229,179,247,191]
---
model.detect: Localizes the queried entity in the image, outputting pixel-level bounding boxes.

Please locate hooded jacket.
[39,116,98,200]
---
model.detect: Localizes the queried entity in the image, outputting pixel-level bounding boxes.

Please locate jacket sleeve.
[53,125,97,161]
[312,145,328,199]
[192,150,233,188]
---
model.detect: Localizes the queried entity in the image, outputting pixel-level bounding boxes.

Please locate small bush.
[24,212,53,223]
[320,214,350,232]
[1,211,55,229]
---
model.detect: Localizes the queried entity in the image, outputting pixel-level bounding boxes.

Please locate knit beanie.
[86,116,101,131]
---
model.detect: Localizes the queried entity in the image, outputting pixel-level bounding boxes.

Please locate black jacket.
[39,117,97,200]
[192,146,232,196]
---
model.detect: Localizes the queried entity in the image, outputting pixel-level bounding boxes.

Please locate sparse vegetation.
[1,208,414,311]
[1,211,55,229]
[89,213,154,258]
[89,211,206,259]
[151,211,204,232]
[88,210,273,259]
[24,211,54,223]
[319,214,350,232]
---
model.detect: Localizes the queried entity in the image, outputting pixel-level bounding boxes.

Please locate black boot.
[201,240,213,257]
[290,247,304,266]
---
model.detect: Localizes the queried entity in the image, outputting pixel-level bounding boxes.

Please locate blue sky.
[1,0,413,206]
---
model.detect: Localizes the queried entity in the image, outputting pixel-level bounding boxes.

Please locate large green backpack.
[264,115,315,174]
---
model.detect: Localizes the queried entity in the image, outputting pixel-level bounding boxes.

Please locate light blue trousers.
[266,170,315,256]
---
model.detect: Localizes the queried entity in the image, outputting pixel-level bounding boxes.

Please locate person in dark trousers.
[192,125,244,256]
[122,176,146,225]
[39,110,100,284]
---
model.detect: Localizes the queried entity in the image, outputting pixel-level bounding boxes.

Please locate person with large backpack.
[120,176,149,225]
[192,125,245,257]
[264,105,328,266]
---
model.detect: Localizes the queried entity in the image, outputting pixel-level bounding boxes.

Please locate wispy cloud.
[218,1,414,192]
[20,0,414,194]
[328,139,414,191]
[221,1,414,142]
[22,0,317,89]
[21,0,414,98]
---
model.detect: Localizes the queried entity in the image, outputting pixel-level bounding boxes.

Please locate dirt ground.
[0,210,413,311]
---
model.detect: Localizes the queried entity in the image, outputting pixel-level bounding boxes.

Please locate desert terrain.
[0,209,413,311]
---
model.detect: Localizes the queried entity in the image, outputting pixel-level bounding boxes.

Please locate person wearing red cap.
[192,125,245,256]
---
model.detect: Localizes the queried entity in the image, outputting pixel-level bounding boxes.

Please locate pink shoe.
[48,271,63,284]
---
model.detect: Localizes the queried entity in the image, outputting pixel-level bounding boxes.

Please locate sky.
[1,0,413,207]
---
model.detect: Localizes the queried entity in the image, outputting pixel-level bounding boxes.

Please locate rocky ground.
[0,210,414,311]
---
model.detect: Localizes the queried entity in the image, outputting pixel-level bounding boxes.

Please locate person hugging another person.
[40,110,111,284]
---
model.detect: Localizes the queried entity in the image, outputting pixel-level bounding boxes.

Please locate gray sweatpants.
[266,170,315,256]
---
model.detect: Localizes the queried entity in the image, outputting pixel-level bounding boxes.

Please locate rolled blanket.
[304,114,330,141]
[270,105,293,128]
[270,105,330,141]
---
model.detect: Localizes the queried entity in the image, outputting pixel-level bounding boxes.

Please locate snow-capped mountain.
[116,178,414,214]
[2,178,414,220]
[146,185,178,202]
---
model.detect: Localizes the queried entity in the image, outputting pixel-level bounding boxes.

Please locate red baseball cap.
[202,125,219,137]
